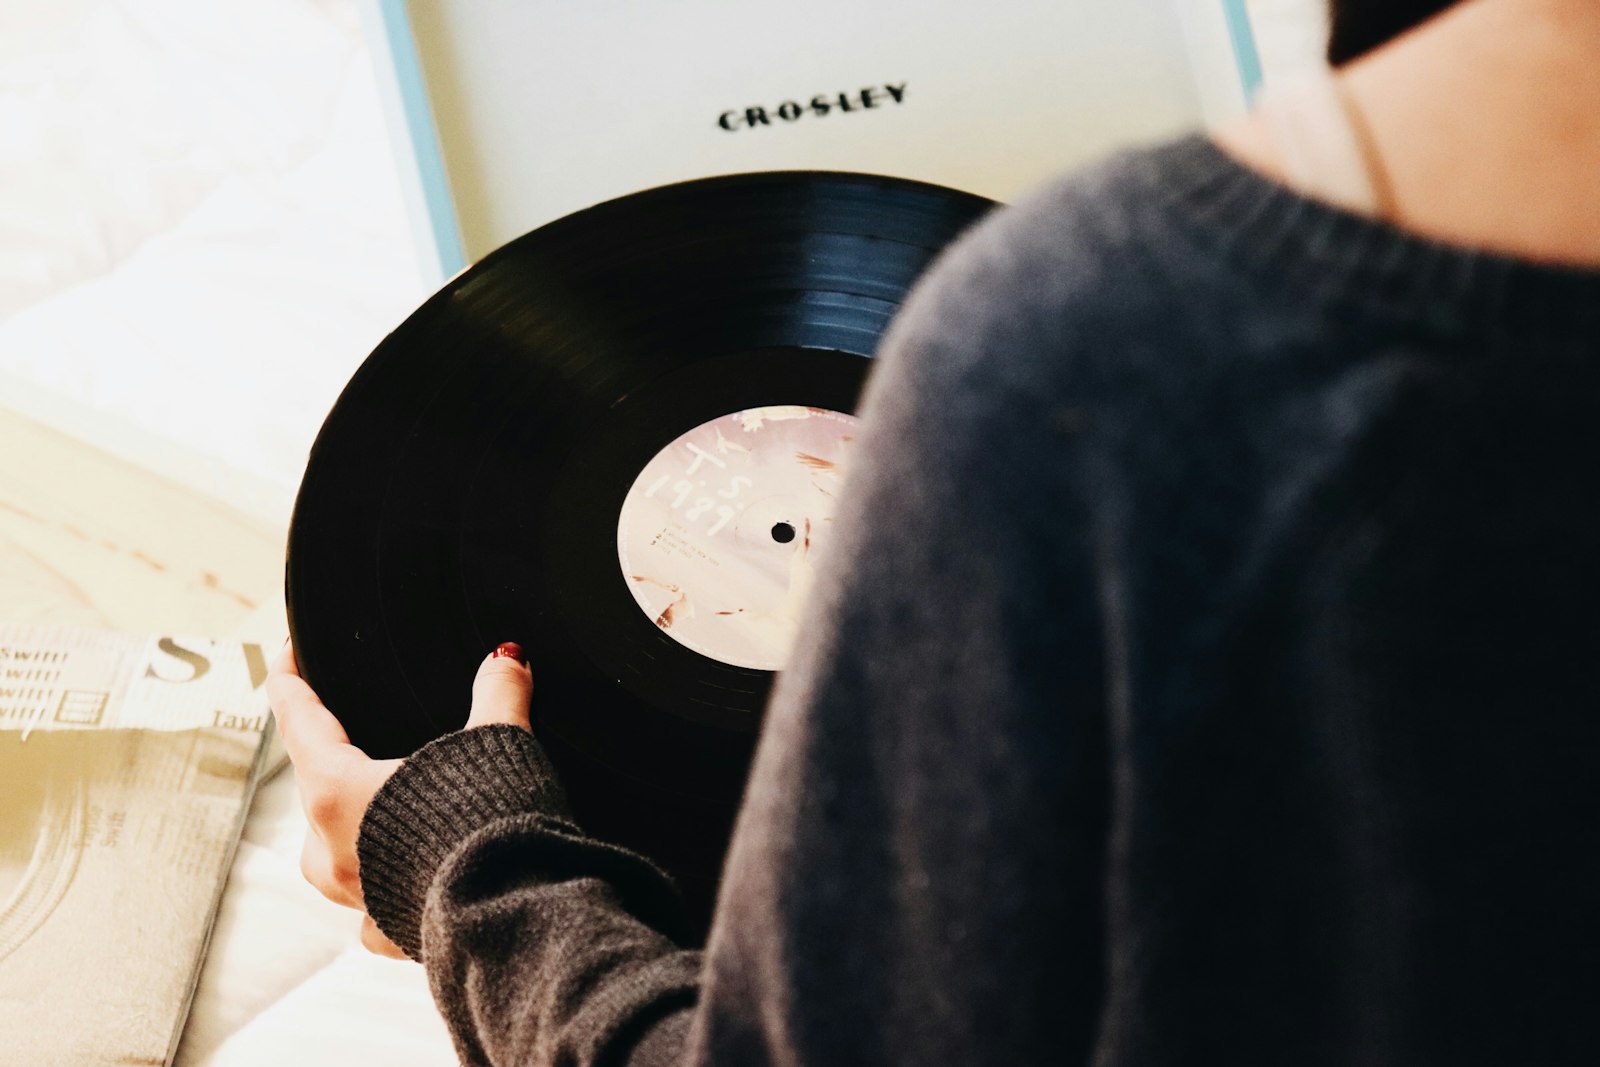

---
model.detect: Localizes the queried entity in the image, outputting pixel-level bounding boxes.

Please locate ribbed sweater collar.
[1143,135,1600,343]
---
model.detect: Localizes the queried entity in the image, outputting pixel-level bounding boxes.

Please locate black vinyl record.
[286,171,993,934]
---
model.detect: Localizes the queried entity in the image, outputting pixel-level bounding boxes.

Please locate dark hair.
[1327,0,1461,65]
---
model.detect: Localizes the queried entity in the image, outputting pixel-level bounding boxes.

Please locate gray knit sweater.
[357,135,1600,1066]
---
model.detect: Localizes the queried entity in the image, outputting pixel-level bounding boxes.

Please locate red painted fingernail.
[492,642,525,664]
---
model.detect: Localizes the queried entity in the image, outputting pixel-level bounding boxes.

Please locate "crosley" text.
[717,83,908,131]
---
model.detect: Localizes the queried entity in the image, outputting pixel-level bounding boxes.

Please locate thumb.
[465,642,533,731]
[360,913,409,960]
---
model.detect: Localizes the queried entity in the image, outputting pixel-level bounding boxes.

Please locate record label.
[617,405,857,670]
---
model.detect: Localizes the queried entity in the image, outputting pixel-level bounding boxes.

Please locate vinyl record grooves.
[286,171,993,934]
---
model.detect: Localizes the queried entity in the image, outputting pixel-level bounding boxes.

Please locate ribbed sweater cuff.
[357,724,571,960]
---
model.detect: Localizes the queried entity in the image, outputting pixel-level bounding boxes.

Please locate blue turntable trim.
[1222,0,1266,102]
[364,0,467,282]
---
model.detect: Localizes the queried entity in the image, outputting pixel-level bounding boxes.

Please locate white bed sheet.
[4,1,448,1061]
[178,760,455,1067]
[0,0,429,522]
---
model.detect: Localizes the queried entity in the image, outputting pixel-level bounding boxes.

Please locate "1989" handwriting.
[642,442,752,536]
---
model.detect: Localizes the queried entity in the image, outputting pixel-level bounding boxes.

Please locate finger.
[268,642,353,766]
[360,914,409,960]
[299,835,363,910]
[273,638,299,677]
[465,642,532,730]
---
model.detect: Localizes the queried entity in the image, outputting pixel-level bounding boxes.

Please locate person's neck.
[1218,0,1600,268]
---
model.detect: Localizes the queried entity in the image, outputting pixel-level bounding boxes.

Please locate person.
[268,0,1600,1062]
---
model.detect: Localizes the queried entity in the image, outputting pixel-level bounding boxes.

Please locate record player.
[361,0,1263,281]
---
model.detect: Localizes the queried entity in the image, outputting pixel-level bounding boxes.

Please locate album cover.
[0,625,273,1067]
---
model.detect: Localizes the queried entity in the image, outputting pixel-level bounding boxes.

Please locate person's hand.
[267,639,533,958]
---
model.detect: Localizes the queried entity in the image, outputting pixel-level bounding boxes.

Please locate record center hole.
[771,522,796,544]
